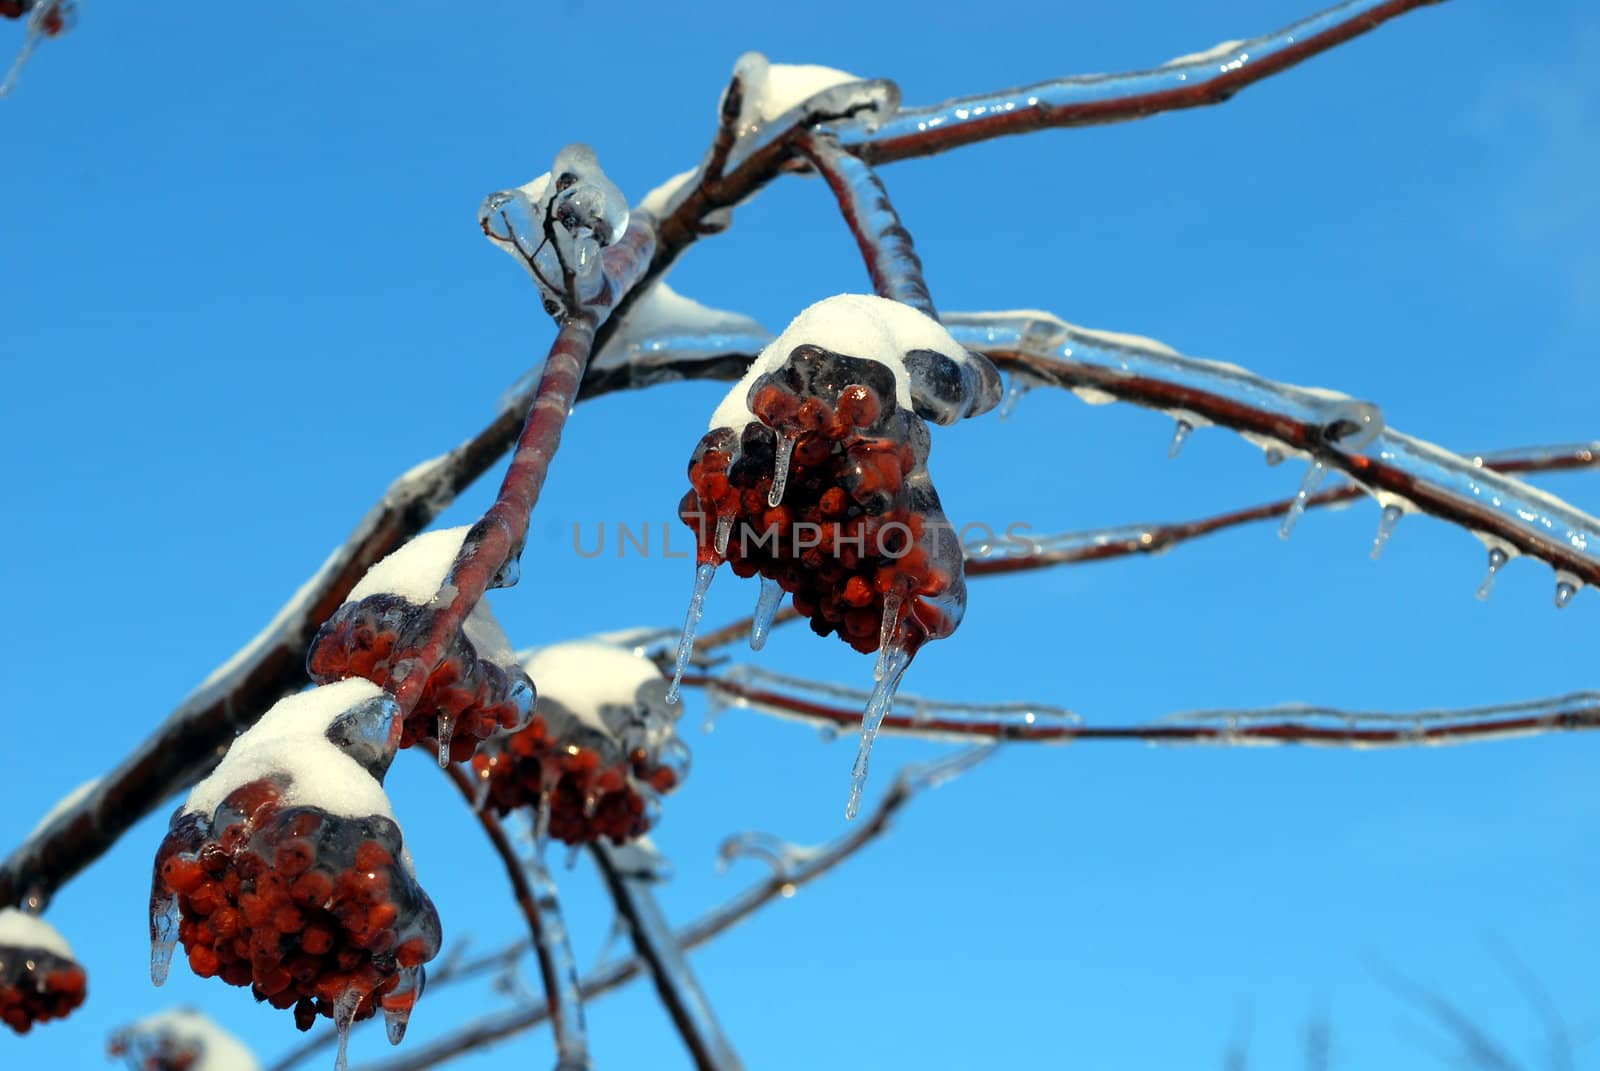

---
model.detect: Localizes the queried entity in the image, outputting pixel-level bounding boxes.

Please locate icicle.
[1278,460,1327,539]
[534,763,562,852]
[383,966,423,1044]
[435,713,457,768]
[1370,504,1404,560]
[873,592,904,682]
[149,895,180,986]
[768,433,797,507]
[847,643,912,820]
[1168,419,1194,459]
[0,0,62,99]
[666,563,718,704]
[333,989,362,1071]
[1477,548,1509,601]
[749,575,784,651]
[521,832,591,1071]
[1555,572,1581,609]
[714,515,733,558]
[997,374,1035,420]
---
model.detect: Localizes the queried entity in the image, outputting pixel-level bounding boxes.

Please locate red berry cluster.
[108,1033,196,1071]
[151,780,439,1036]
[472,717,683,845]
[681,343,966,657]
[0,939,85,1034]
[309,596,534,764]
[0,1,68,35]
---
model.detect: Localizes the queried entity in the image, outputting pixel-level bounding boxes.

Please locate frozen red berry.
[151,681,440,1058]
[472,641,688,845]
[0,907,86,1035]
[308,527,535,765]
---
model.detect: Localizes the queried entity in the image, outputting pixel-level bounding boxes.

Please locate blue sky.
[2,2,1596,1069]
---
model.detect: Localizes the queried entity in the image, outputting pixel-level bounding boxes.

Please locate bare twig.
[692,443,1598,653]
[340,752,985,1071]
[691,669,1600,749]
[590,842,743,1071]
[441,766,586,1069]
[843,0,1448,163]
[1371,958,1525,1070]
[794,131,935,317]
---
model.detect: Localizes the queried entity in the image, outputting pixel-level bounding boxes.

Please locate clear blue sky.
[3,2,1596,1068]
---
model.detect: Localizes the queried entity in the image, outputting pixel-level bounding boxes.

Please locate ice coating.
[678,296,995,815]
[732,53,862,127]
[309,527,534,764]
[709,294,1001,431]
[182,680,398,824]
[472,641,687,845]
[1163,38,1248,67]
[591,282,773,377]
[110,1008,261,1071]
[153,767,440,1052]
[478,144,631,314]
[0,908,86,1034]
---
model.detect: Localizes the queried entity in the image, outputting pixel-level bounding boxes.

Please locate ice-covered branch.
[794,131,935,317]
[442,766,588,1071]
[341,752,982,1071]
[956,312,1600,598]
[590,842,743,1071]
[841,0,1446,164]
[688,443,1596,654]
[687,668,1600,748]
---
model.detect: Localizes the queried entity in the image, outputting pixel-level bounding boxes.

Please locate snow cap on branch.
[109,1007,261,1071]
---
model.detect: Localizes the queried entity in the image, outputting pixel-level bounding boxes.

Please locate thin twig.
[339,753,982,1071]
[590,842,743,1071]
[844,0,1447,163]
[440,766,583,1068]
[794,130,936,317]
[691,670,1600,748]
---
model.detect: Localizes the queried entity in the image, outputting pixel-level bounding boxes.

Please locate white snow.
[123,1009,261,1071]
[182,679,397,823]
[708,294,975,431]
[526,641,669,739]
[734,53,863,126]
[598,281,770,367]
[0,908,74,959]
[1163,39,1247,67]
[345,526,518,668]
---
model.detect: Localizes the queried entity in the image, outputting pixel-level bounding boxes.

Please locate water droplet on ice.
[1477,548,1509,601]
[768,433,796,507]
[1168,419,1193,459]
[749,575,784,651]
[1370,504,1403,560]
[997,374,1034,421]
[491,554,521,590]
[818,722,839,743]
[1279,460,1327,539]
[1264,447,1285,467]
[383,966,423,1045]
[666,563,718,703]
[847,643,912,820]
[1555,575,1580,609]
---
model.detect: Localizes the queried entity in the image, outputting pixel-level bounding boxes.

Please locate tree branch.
[689,667,1600,748]
[842,0,1447,163]
[590,842,743,1071]
[337,751,985,1071]
[441,766,587,1071]
[793,130,935,317]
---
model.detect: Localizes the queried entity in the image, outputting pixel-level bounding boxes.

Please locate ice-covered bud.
[0,908,86,1034]
[471,642,688,845]
[150,681,441,1060]
[308,527,535,765]
[109,1007,260,1071]
[479,144,630,316]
